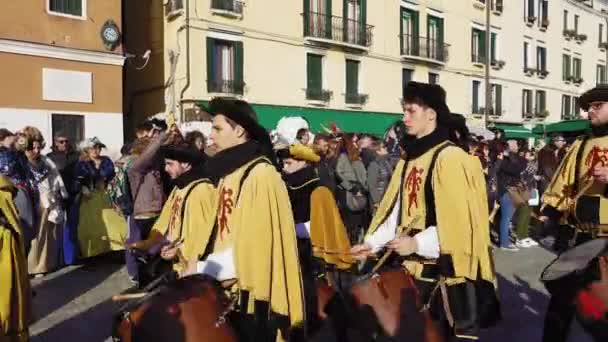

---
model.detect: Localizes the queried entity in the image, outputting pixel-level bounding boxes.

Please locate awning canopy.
[532,119,591,135]
[492,123,540,139]
[198,102,402,137]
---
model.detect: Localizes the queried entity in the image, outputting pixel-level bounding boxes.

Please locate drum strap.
[573,136,590,194]
[423,142,454,227]
[177,179,212,242]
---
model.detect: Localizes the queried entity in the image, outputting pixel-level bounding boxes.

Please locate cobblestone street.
[29,247,594,342]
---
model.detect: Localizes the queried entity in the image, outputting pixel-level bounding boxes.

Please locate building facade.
[0,0,125,152]
[128,0,608,136]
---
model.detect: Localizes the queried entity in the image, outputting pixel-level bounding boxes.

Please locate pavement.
[28,247,595,342]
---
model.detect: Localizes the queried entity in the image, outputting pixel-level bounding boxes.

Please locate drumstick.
[112,292,148,302]
[370,216,421,275]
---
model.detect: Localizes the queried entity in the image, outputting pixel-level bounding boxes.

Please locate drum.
[348,269,445,342]
[113,275,237,342]
[541,239,608,342]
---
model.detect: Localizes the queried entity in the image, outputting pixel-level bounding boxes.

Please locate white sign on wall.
[42,68,93,103]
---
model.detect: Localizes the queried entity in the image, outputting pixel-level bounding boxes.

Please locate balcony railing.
[401,34,449,63]
[303,11,373,48]
[207,79,245,94]
[211,0,244,14]
[306,88,332,102]
[345,93,369,105]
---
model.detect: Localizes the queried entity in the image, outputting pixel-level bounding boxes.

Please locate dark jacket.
[497,153,526,196]
[74,156,115,191]
[537,145,566,190]
[128,134,167,218]
[367,154,397,205]
[47,149,79,194]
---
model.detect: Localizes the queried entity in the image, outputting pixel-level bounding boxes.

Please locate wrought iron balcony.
[211,0,244,15]
[345,93,369,105]
[306,88,332,102]
[303,11,373,49]
[207,79,245,94]
[401,34,449,64]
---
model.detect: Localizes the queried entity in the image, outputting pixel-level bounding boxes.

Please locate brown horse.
[114,275,237,342]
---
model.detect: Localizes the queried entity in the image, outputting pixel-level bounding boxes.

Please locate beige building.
[126,0,608,136]
[0,0,125,151]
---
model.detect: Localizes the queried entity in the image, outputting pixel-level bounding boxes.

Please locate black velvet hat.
[580,84,608,111]
[204,97,275,163]
[161,145,204,165]
[402,81,451,125]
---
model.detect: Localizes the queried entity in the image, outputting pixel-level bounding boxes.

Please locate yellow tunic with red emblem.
[0,175,32,342]
[149,177,217,274]
[366,142,495,286]
[542,134,608,230]
[210,156,305,332]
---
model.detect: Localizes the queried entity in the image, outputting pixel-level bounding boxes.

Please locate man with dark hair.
[184,97,305,341]
[129,143,215,279]
[351,82,498,341]
[539,85,608,342]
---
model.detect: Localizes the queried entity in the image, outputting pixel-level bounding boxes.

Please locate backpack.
[106,156,135,217]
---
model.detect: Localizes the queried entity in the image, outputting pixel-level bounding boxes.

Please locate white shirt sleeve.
[196,248,236,281]
[413,226,440,259]
[295,222,311,239]
[364,196,400,253]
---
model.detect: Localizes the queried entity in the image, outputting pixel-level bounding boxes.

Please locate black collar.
[591,124,608,137]
[173,165,208,189]
[204,140,264,185]
[283,165,319,189]
[403,127,450,159]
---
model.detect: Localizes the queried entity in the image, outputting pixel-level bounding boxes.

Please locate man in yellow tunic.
[351,82,498,340]
[129,145,216,277]
[0,175,32,342]
[539,85,608,342]
[187,98,304,342]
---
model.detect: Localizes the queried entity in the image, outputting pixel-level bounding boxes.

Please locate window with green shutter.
[49,0,83,17]
[472,28,486,63]
[472,80,481,113]
[401,8,419,55]
[562,95,571,119]
[402,69,413,98]
[573,58,582,79]
[206,38,244,94]
[562,54,571,81]
[307,53,323,97]
[492,84,502,116]
[346,59,359,95]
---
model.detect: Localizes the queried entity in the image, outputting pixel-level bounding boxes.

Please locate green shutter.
[304,0,310,36]
[490,32,496,61]
[438,17,445,59]
[400,8,405,53]
[346,60,358,95]
[206,38,215,92]
[472,81,479,112]
[234,41,244,94]
[412,11,419,55]
[480,30,486,61]
[360,0,367,45]
[307,54,322,91]
[343,0,348,42]
[325,0,332,39]
[496,85,502,115]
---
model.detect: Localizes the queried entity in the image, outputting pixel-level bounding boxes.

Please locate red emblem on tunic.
[585,146,608,179]
[405,167,424,216]
[167,197,183,236]
[218,187,234,239]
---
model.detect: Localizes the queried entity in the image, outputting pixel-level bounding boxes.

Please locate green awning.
[532,119,591,135]
[199,101,402,136]
[492,123,540,139]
